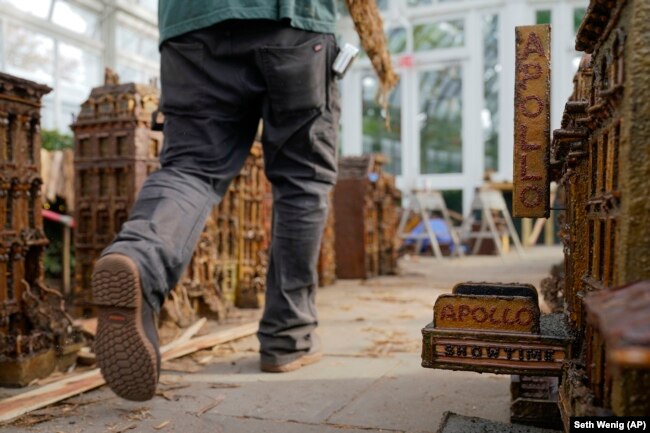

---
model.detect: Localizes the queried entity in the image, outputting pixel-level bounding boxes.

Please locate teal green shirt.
[158,0,337,43]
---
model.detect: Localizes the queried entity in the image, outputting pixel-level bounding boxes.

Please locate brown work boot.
[260,350,323,373]
[92,254,160,401]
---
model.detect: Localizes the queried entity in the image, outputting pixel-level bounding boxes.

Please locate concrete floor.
[0,246,563,433]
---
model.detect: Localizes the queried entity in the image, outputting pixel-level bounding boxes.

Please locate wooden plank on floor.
[0,321,258,423]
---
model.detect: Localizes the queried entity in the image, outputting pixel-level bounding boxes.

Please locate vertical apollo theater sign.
[513,25,551,218]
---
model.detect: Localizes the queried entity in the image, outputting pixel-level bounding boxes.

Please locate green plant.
[41,129,73,151]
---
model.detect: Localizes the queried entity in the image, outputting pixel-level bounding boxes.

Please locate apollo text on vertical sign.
[513,25,551,218]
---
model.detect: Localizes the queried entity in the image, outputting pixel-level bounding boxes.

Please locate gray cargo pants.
[102,20,339,366]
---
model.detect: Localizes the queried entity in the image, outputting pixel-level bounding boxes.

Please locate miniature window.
[78,209,91,234]
[115,170,127,196]
[114,209,127,232]
[0,116,7,163]
[116,135,127,156]
[99,172,108,196]
[24,247,40,284]
[588,219,596,279]
[99,100,113,114]
[99,136,110,157]
[608,222,616,285]
[601,132,608,192]
[608,50,617,89]
[600,59,609,90]
[612,122,620,190]
[79,138,91,157]
[598,220,606,282]
[118,98,132,113]
[26,118,36,164]
[590,139,598,195]
[80,171,91,196]
[614,30,625,86]
[5,182,14,229]
[28,181,39,228]
[97,210,109,234]
[82,264,93,290]
[5,114,14,162]
[6,257,14,300]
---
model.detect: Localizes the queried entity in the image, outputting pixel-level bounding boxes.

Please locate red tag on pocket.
[314,44,323,52]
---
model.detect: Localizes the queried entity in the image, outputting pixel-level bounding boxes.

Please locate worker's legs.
[94,25,263,400]
[256,29,340,367]
[101,28,263,311]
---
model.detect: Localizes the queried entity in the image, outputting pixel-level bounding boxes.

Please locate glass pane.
[408,0,457,6]
[414,19,464,52]
[60,100,80,130]
[4,23,55,85]
[337,0,348,16]
[408,0,430,5]
[41,95,56,130]
[536,10,551,25]
[116,61,158,84]
[116,23,160,63]
[116,63,144,83]
[362,72,402,175]
[0,0,52,19]
[137,0,157,12]
[59,43,101,87]
[419,65,463,174]
[52,0,100,39]
[117,24,138,54]
[442,190,462,215]
[574,7,586,33]
[483,14,499,173]
[59,42,101,130]
[387,27,406,54]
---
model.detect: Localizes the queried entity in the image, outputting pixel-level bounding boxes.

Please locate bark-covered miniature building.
[333,154,400,279]
[71,71,162,314]
[550,0,650,422]
[423,2,650,428]
[72,74,270,323]
[0,72,82,386]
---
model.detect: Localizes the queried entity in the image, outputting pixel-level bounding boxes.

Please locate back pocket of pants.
[260,35,327,114]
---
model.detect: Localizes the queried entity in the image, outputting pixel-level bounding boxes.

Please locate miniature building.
[333,154,400,279]
[71,70,163,315]
[423,1,650,425]
[0,72,82,386]
[72,75,270,324]
[550,0,650,422]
